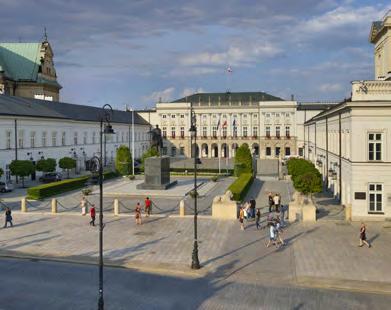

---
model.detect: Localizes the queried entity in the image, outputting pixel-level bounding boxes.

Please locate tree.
[36,158,57,173]
[140,147,159,172]
[115,145,133,175]
[59,157,76,178]
[294,172,322,197]
[234,144,253,176]
[9,160,35,187]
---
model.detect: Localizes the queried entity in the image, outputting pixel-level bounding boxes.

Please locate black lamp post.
[189,103,200,270]
[90,104,115,310]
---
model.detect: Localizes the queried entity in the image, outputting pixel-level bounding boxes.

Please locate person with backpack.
[89,204,96,226]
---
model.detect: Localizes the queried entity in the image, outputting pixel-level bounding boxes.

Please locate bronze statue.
[149,124,163,154]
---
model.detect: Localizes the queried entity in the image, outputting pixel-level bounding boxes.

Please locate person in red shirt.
[89,204,96,226]
[145,197,152,217]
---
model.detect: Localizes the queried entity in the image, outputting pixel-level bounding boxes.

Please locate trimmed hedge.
[287,158,322,195]
[228,173,254,201]
[27,176,89,200]
[103,171,120,180]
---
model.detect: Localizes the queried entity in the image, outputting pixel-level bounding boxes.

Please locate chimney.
[291,94,294,101]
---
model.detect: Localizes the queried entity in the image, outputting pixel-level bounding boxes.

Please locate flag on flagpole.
[222,120,227,127]
[217,117,221,129]
[232,118,236,127]
[227,66,233,73]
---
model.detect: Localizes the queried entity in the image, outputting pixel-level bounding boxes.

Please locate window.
[92,132,96,144]
[212,126,217,138]
[83,132,87,144]
[73,132,78,145]
[180,127,185,138]
[180,114,185,119]
[266,147,271,156]
[171,127,176,138]
[62,132,66,146]
[52,132,57,147]
[299,147,304,157]
[203,114,207,120]
[162,114,167,119]
[266,126,270,137]
[276,126,280,138]
[18,130,24,149]
[30,132,36,148]
[171,147,176,157]
[233,127,237,138]
[253,127,258,138]
[162,127,167,138]
[368,183,383,213]
[285,147,291,156]
[243,126,248,137]
[202,127,207,138]
[6,131,11,149]
[222,127,227,138]
[368,133,382,161]
[42,132,47,147]
[254,114,258,118]
[121,132,124,142]
[171,114,176,119]
[243,114,248,119]
[275,147,281,156]
[116,133,119,142]
[285,126,290,137]
[180,147,185,155]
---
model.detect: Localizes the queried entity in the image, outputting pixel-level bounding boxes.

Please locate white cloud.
[169,67,219,77]
[181,87,204,97]
[142,87,175,103]
[318,83,344,93]
[178,43,281,67]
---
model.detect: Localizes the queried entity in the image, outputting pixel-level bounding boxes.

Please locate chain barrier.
[118,200,134,213]
[57,200,80,212]
[0,200,10,211]
[26,200,39,210]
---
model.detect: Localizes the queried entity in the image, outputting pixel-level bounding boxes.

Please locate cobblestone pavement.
[1,258,391,310]
[1,179,391,293]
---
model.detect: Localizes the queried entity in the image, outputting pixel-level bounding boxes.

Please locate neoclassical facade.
[138,93,332,159]
[304,11,391,220]
[0,95,150,183]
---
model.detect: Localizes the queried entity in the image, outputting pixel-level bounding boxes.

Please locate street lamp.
[92,104,115,310]
[189,103,200,270]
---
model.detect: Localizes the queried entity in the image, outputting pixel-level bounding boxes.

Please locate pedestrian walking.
[250,197,256,219]
[275,218,285,246]
[80,196,87,216]
[135,202,142,225]
[280,204,287,227]
[268,192,274,213]
[3,207,13,228]
[359,222,371,248]
[255,208,261,230]
[89,204,96,226]
[239,207,245,231]
[266,222,277,248]
[273,193,280,212]
[144,197,151,217]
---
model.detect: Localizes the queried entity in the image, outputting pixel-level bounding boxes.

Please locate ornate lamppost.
[90,104,115,310]
[189,102,200,269]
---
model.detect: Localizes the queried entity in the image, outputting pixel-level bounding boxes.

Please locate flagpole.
[218,120,221,175]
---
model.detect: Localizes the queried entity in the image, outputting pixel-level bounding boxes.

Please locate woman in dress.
[359,222,371,248]
[239,207,245,231]
[135,202,142,225]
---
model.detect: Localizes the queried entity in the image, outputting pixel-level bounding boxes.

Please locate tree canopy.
[36,158,57,173]
[9,160,35,187]
[115,145,133,175]
[234,144,253,176]
[59,157,76,178]
[140,147,159,172]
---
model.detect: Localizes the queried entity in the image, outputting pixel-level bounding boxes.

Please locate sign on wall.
[354,192,366,200]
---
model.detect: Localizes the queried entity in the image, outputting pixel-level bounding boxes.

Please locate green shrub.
[141,147,159,172]
[81,188,92,196]
[10,160,35,187]
[211,175,218,182]
[128,175,136,180]
[287,158,322,195]
[228,173,254,201]
[27,176,89,199]
[234,144,253,176]
[115,145,132,175]
[59,157,76,178]
[103,171,120,180]
[36,158,56,173]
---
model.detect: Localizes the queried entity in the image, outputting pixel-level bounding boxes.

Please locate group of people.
[238,198,259,230]
[82,196,153,227]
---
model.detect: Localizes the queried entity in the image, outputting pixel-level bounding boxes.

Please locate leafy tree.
[140,147,159,172]
[59,157,76,178]
[115,145,133,175]
[9,160,35,187]
[294,172,322,197]
[36,158,57,173]
[234,144,253,176]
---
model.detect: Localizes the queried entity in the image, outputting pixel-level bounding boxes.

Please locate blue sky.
[1,0,390,109]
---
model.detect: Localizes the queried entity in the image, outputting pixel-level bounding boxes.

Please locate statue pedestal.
[136,156,177,190]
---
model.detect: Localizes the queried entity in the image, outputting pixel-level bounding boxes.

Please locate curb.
[0,251,208,279]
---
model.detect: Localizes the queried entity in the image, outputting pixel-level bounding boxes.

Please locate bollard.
[114,199,120,216]
[179,200,185,217]
[21,198,27,212]
[51,198,57,214]
[345,204,352,222]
